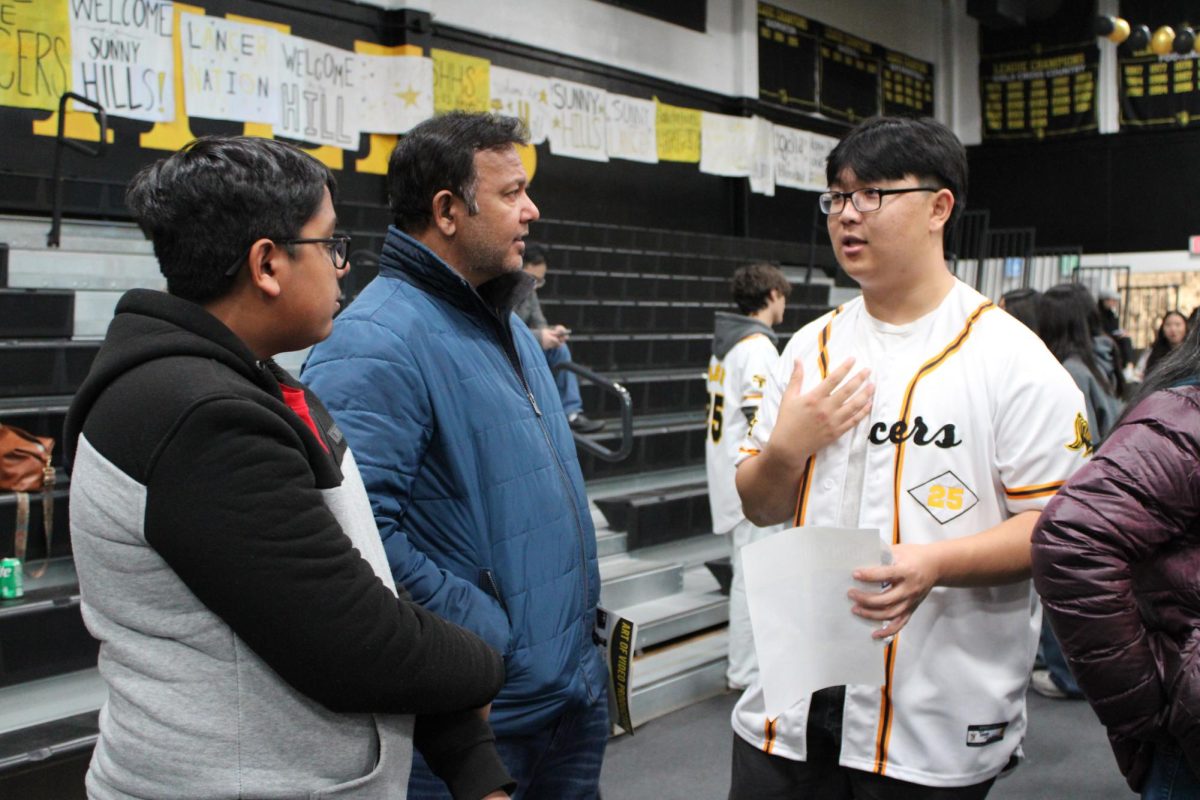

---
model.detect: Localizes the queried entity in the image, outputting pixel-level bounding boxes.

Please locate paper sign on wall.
[490,66,550,145]
[355,53,432,135]
[807,131,839,189]
[432,48,489,114]
[275,33,360,148]
[773,125,811,190]
[1,0,72,110]
[181,14,278,126]
[655,99,700,163]
[606,93,656,163]
[700,111,754,177]
[548,77,607,162]
[749,116,775,196]
[70,0,174,122]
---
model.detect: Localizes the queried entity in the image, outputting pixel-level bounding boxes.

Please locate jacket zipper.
[492,316,592,641]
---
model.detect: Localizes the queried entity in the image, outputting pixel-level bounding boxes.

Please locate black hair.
[388,112,528,234]
[523,242,547,266]
[1144,310,1188,378]
[125,136,336,305]
[1115,310,1200,429]
[825,116,967,227]
[1037,284,1114,395]
[1001,288,1039,332]
[731,263,791,315]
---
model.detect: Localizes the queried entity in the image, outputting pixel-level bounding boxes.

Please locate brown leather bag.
[0,424,55,579]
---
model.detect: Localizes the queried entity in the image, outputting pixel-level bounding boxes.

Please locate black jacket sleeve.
[142,397,506,716]
[415,710,517,799]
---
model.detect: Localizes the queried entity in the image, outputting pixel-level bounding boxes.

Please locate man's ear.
[929,188,955,233]
[245,238,283,298]
[432,189,457,237]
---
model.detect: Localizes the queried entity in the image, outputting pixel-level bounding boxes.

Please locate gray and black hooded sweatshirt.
[64,289,513,800]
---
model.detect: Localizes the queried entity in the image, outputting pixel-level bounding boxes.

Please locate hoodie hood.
[63,288,274,470]
[712,311,778,359]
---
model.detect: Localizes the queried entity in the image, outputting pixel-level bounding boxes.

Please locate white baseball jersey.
[705,326,780,534]
[732,280,1091,787]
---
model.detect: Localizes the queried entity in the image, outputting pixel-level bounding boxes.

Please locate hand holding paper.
[742,526,891,720]
[849,541,939,639]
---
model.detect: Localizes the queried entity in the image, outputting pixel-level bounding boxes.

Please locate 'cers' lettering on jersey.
[907,470,979,525]
[868,415,962,448]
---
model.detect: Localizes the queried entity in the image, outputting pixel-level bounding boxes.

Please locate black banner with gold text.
[980,44,1099,141]
[1119,49,1200,130]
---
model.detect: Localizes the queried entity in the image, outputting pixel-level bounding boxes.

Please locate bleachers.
[529,218,837,726]
[0,212,838,791]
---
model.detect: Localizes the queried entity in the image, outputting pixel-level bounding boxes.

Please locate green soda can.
[0,558,23,599]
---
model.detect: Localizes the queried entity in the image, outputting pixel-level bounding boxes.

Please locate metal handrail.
[551,361,633,462]
[48,93,109,248]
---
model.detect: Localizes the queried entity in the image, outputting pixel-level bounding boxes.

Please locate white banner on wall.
[807,132,839,190]
[605,93,657,163]
[490,66,550,145]
[181,13,279,126]
[355,54,432,134]
[775,126,814,191]
[749,116,775,196]
[547,77,608,162]
[276,34,361,148]
[70,0,175,122]
[700,111,754,178]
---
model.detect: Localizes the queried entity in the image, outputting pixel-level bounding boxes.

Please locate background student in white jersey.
[705,263,791,691]
[730,116,1089,799]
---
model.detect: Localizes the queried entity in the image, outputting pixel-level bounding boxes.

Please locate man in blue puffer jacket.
[302,112,608,800]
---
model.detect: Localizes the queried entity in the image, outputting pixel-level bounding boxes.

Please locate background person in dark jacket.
[514,242,604,433]
[303,113,608,800]
[1032,319,1200,798]
[66,136,512,800]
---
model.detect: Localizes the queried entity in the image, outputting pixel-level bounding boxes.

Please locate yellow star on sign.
[395,85,422,108]
[538,90,548,104]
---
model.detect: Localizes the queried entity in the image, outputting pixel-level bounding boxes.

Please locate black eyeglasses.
[818,186,940,215]
[224,235,352,277]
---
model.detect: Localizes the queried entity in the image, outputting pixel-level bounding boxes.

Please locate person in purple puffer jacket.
[1032,318,1200,800]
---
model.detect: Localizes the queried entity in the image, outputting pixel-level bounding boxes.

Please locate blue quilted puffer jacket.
[302,228,606,736]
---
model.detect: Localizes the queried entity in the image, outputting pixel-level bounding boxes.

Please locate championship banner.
[355,53,432,135]
[655,98,700,163]
[490,66,550,145]
[275,33,360,148]
[1,0,72,110]
[432,48,489,114]
[1119,47,1200,130]
[605,92,656,163]
[547,77,607,162]
[699,111,754,177]
[818,25,880,124]
[757,2,817,111]
[70,0,174,121]
[181,13,279,126]
[980,43,1099,140]
[882,48,934,117]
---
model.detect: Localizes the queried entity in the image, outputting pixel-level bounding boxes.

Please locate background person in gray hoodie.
[704,263,791,690]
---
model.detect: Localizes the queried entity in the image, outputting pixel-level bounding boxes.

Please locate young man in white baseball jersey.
[729,116,1090,799]
[705,263,791,690]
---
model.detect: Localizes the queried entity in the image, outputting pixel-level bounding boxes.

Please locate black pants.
[728,688,996,800]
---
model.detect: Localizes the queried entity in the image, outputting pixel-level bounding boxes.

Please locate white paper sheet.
[70,0,175,122]
[743,526,889,720]
[180,14,280,126]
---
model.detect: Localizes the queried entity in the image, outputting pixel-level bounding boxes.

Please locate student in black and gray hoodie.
[64,136,514,800]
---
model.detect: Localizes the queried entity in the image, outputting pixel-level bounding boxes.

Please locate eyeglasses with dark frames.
[224,235,352,277]
[818,186,940,216]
